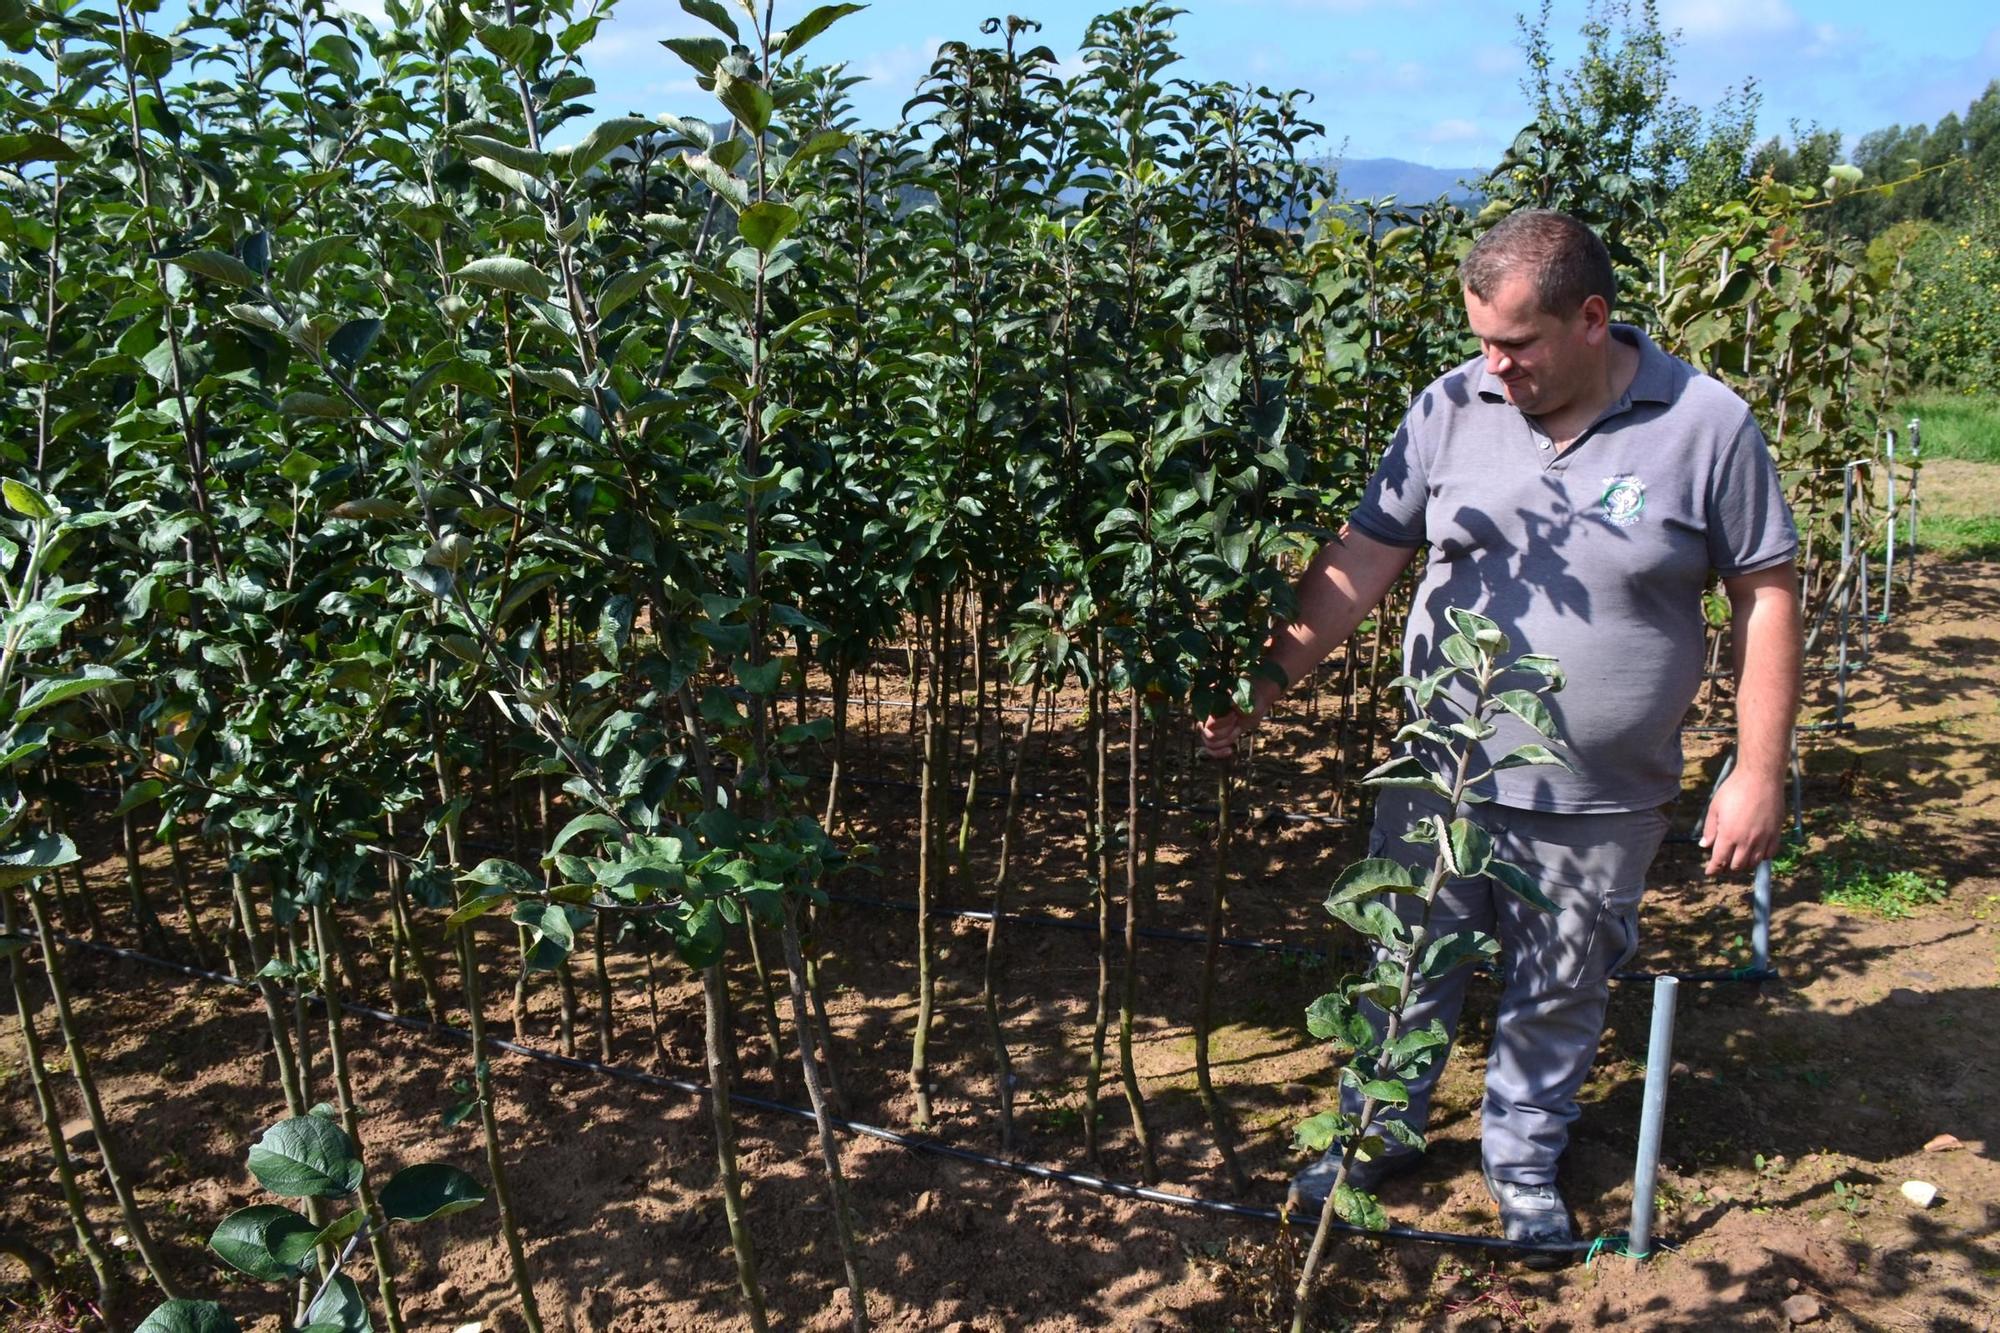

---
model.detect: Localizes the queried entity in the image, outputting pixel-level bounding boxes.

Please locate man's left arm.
[1701,561,1802,874]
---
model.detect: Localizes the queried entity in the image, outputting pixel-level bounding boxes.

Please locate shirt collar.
[1474,322,1675,407]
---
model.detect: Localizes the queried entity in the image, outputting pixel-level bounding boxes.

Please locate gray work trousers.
[1339,787,1671,1185]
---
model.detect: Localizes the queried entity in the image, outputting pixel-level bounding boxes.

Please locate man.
[1197,209,1800,1257]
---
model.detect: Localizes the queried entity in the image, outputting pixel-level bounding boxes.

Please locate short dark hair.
[1460,209,1615,316]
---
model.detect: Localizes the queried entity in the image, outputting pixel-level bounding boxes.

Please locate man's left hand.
[1700,770,1786,875]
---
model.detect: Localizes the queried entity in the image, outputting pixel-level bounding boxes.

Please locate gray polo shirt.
[1349,325,1797,813]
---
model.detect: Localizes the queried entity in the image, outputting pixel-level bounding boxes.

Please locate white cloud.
[854,37,945,93]
[1661,0,1799,38]
[1419,117,1484,144]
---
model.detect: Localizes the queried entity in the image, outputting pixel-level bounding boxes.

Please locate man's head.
[1459,210,1618,417]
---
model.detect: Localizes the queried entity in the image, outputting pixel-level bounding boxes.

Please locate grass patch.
[1919,512,2000,563]
[1779,819,1949,920]
[1900,392,2000,464]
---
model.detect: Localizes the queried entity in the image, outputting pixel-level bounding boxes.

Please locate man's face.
[1462,271,1606,417]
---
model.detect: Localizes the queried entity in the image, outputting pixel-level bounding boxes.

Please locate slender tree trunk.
[435,746,546,1333]
[802,907,846,1116]
[5,890,120,1313]
[702,963,771,1332]
[459,926,547,1333]
[229,848,306,1116]
[744,920,789,1092]
[24,885,182,1301]
[121,808,168,951]
[910,611,942,1130]
[554,958,578,1058]
[1195,762,1249,1195]
[592,909,615,1059]
[983,674,1040,1152]
[824,661,849,832]
[1084,639,1113,1166]
[779,901,870,1332]
[164,822,213,967]
[313,902,407,1333]
[1117,694,1159,1184]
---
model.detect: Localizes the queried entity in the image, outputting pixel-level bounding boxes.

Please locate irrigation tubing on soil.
[31,931,1598,1259]
[817,892,1777,986]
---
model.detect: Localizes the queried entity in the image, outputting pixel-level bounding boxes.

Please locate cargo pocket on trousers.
[1563,881,1645,990]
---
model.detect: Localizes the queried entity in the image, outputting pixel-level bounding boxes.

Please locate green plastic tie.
[1584,1232,1646,1265]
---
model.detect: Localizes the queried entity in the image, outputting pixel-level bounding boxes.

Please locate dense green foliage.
[0,0,1948,1326]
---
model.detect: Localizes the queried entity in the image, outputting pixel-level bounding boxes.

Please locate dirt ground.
[5,540,2000,1330]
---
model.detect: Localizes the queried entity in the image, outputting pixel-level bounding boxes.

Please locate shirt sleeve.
[1707,410,1799,576]
[1347,410,1430,548]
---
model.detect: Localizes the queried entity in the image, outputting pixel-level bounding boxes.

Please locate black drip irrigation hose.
[827,770,1353,828]
[821,892,1774,986]
[38,931,1596,1259]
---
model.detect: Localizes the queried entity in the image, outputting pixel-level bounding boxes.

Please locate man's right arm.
[1197,525,1417,758]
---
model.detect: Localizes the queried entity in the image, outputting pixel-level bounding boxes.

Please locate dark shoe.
[1285,1148,1422,1217]
[1482,1169,1574,1269]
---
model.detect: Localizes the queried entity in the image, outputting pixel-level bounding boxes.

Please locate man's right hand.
[1196,704,1262,759]
[1197,676,1281,759]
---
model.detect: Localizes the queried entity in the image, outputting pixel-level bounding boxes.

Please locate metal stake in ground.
[1628,975,1681,1258]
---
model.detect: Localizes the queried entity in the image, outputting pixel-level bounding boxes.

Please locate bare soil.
[4,549,1999,1331]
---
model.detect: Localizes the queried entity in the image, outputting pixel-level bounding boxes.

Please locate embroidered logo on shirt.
[1599,474,1647,527]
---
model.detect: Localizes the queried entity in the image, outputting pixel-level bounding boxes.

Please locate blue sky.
[539,0,2000,168]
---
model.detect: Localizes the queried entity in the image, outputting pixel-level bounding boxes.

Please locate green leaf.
[1358,753,1447,796]
[15,666,130,721]
[311,1208,366,1248]
[1329,897,1407,949]
[115,778,169,817]
[1505,653,1566,691]
[443,896,506,930]
[379,1163,486,1222]
[738,201,801,255]
[458,133,548,175]
[679,0,739,39]
[135,1302,241,1333]
[714,70,772,136]
[303,1274,371,1333]
[1491,689,1554,737]
[166,250,262,289]
[1339,1068,1410,1109]
[328,318,384,370]
[1292,1109,1351,1154]
[1446,607,1508,655]
[1441,818,1492,879]
[208,1205,319,1281]
[682,153,749,211]
[662,35,728,80]
[1326,856,1417,904]
[1487,858,1558,914]
[570,116,656,177]
[1334,1183,1390,1231]
[777,3,865,57]
[549,812,623,858]
[2,478,53,520]
[598,263,661,319]
[245,1116,365,1199]
[454,257,548,298]
[280,392,351,419]
[282,233,358,290]
[735,658,783,696]
[1418,930,1499,980]
[460,858,538,892]
[0,131,77,165]
[1491,743,1570,772]
[1304,991,1372,1046]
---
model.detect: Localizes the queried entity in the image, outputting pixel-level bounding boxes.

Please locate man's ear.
[1577,293,1612,340]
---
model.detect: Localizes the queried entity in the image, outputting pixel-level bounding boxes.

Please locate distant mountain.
[1328,157,1485,205]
